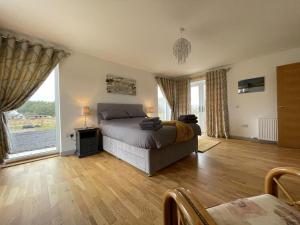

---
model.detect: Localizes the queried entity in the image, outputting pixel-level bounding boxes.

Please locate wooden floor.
[0,139,299,225]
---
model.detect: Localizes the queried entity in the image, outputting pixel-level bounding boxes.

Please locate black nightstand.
[75,127,102,158]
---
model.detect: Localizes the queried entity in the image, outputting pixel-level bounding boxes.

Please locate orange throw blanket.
[162,120,194,143]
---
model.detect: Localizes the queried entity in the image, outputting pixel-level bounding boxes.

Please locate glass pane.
[157,85,171,120]
[198,81,206,131]
[190,80,206,132]
[5,71,56,154]
[191,86,199,116]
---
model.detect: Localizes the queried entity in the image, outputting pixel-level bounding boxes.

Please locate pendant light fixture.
[173,27,191,64]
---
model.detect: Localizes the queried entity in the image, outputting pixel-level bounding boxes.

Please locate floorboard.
[0,139,299,225]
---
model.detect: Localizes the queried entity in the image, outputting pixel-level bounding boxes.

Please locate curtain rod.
[155,75,191,81]
[188,65,231,79]
[155,75,176,79]
[0,34,70,55]
[163,64,232,80]
[207,65,231,72]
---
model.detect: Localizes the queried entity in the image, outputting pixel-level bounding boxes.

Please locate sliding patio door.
[5,67,58,158]
[191,80,206,132]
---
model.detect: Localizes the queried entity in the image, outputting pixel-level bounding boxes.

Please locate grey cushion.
[100,110,129,120]
[126,108,147,117]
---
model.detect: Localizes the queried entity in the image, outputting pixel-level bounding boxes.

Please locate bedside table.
[75,127,102,158]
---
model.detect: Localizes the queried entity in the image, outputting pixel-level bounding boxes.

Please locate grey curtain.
[206,69,229,138]
[156,76,176,119]
[174,78,191,119]
[0,35,67,162]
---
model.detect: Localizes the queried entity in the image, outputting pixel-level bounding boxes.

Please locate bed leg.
[194,149,198,156]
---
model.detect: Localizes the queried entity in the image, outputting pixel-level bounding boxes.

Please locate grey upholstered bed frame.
[97,103,198,176]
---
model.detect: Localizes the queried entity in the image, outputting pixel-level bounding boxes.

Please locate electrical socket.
[66,133,74,138]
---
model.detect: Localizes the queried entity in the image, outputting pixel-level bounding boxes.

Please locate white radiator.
[258,118,278,142]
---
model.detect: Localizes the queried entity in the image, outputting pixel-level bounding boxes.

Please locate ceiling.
[1,0,300,76]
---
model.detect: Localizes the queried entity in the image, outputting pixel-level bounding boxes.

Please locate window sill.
[2,147,59,167]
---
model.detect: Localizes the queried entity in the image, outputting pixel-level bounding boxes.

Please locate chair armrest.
[265,167,300,209]
[163,187,217,225]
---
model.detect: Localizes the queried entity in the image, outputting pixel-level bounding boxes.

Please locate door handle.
[279,106,286,108]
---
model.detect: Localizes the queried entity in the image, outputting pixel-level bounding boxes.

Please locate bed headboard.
[97,103,143,123]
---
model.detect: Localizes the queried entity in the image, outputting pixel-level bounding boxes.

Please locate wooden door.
[277,62,300,148]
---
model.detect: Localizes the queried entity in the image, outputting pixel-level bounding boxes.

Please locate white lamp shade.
[146,107,155,113]
[81,106,90,115]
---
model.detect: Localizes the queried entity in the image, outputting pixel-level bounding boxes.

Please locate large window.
[190,80,206,132]
[5,69,57,156]
[157,85,171,120]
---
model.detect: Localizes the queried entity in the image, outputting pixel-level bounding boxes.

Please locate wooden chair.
[163,167,300,225]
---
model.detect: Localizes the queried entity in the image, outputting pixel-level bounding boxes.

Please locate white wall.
[227,47,300,138]
[58,46,300,152]
[59,52,157,153]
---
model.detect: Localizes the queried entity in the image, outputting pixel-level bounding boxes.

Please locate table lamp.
[146,106,155,117]
[81,106,90,128]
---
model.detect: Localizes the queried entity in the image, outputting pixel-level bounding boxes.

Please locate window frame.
[157,85,171,120]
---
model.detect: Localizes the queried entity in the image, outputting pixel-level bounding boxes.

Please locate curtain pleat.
[156,76,190,120]
[206,69,229,138]
[0,35,67,162]
[174,78,190,119]
[156,77,176,119]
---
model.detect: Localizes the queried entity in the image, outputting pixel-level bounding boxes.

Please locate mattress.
[101,117,201,149]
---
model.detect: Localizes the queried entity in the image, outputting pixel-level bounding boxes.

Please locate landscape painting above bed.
[106,74,136,95]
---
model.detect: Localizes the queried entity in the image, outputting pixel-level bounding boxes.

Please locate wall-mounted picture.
[106,74,136,95]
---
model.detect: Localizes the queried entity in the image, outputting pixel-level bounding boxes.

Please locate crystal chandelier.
[173,27,191,64]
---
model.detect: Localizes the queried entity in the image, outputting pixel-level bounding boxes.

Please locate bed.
[97,103,201,176]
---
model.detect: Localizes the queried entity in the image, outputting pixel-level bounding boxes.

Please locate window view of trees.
[18,101,55,116]
[6,101,56,132]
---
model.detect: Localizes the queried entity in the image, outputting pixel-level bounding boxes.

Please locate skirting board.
[230,135,277,144]
[60,149,76,156]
